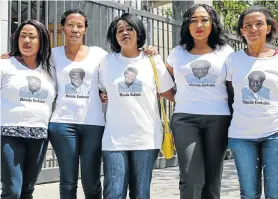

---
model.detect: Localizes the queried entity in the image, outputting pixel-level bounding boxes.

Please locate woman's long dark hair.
[180,4,227,51]
[9,19,52,75]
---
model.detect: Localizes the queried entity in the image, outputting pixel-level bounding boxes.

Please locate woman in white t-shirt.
[225,6,278,199]
[47,8,107,199]
[1,20,56,199]
[166,4,234,199]
[47,8,158,199]
[98,13,175,199]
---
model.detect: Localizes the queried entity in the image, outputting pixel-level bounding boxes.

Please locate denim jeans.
[1,136,48,199]
[229,133,278,199]
[171,113,231,199]
[102,149,159,199]
[48,123,104,199]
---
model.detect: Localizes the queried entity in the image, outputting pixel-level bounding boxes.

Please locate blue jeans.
[103,149,159,199]
[48,123,104,199]
[229,133,278,199]
[1,136,48,199]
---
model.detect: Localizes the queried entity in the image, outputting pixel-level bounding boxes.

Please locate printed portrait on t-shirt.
[241,71,270,101]
[118,67,142,93]
[65,68,90,95]
[19,76,48,99]
[185,60,217,83]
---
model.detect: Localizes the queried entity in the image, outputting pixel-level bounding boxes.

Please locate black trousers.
[171,113,231,199]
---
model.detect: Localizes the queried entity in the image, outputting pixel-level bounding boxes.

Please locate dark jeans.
[171,113,231,199]
[1,136,48,199]
[102,149,159,199]
[229,133,278,199]
[48,123,104,199]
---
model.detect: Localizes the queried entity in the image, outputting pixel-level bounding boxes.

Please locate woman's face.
[18,24,40,57]
[240,12,271,45]
[115,20,137,49]
[62,13,86,45]
[189,6,212,42]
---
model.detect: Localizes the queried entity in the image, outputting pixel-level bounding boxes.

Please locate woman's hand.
[100,92,108,104]
[0,53,10,59]
[143,45,158,56]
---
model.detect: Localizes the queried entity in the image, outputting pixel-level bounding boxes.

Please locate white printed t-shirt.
[167,45,234,115]
[1,57,56,129]
[225,50,278,139]
[50,46,108,126]
[99,52,175,151]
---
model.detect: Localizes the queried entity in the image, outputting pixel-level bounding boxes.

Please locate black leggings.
[171,113,231,199]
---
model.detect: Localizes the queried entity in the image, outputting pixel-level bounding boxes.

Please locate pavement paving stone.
[33,160,253,199]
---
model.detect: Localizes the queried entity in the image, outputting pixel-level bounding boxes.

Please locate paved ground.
[33,160,245,199]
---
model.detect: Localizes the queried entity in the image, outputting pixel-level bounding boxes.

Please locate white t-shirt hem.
[167,45,234,116]
[228,130,278,139]
[99,53,173,150]
[174,101,231,116]
[50,46,108,125]
[50,119,105,126]
[102,146,161,151]
[174,110,230,116]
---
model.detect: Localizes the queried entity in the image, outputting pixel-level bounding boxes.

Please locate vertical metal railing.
[18,0,21,26]
[45,1,48,29]
[27,1,31,20]
[53,0,57,47]
[36,0,40,20]
[8,1,12,51]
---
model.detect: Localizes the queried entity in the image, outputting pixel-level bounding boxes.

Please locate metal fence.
[7,0,278,184]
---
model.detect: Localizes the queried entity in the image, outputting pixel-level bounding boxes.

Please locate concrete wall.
[0,1,9,54]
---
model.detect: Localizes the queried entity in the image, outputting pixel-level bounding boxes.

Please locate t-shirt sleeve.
[0,59,9,89]
[98,57,107,92]
[50,50,55,66]
[218,45,234,83]
[153,54,175,93]
[224,55,233,82]
[49,53,58,97]
[0,60,3,89]
[91,47,108,92]
[49,56,56,80]
[99,48,108,59]
[166,46,179,67]
[51,66,58,98]
[222,45,235,55]
[91,46,108,60]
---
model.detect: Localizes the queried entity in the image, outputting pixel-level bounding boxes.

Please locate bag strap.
[149,56,170,132]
